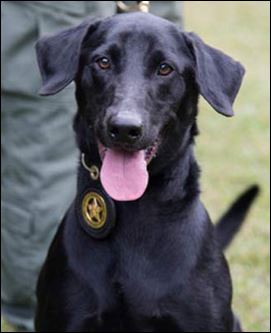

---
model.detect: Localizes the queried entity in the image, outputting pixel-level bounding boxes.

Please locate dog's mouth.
[97,140,159,201]
[98,140,159,165]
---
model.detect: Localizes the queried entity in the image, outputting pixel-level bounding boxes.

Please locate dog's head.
[36,13,245,201]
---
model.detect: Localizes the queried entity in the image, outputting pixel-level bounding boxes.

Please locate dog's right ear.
[36,18,100,96]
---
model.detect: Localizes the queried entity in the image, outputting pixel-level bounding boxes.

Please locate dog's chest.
[82,208,197,322]
[103,236,185,318]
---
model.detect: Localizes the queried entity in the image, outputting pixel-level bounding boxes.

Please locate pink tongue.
[100,149,149,201]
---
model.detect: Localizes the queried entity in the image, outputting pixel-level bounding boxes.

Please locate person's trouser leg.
[1,93,78,331]
[151,1,183,26]
[120,1,183,26]
[1,2,86,330]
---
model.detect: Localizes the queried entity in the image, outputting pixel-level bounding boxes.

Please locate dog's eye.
[96,57,111,70]
[157,63,174,76]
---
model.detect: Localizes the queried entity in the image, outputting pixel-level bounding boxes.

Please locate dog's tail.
[216,185,260,250]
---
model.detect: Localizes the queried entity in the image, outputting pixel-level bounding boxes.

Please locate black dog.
[35,13,258,332]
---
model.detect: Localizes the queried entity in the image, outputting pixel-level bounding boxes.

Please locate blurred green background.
[185,1,270,332]
[1,1,269,332]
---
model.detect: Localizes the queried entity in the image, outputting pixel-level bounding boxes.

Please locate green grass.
[184,1,270,332]
[1,318,15,332]
[1,2,269,332]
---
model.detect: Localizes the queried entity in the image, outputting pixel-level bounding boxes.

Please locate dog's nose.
[108,114,143,144]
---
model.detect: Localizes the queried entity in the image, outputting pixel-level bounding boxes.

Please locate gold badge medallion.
[82,192,107,229]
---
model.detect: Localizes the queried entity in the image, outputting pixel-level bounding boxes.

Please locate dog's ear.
[36,18,100,96]
[183,32,245,117]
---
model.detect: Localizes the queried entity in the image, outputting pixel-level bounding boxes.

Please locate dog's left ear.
[36,17,100,96]
[183,32,245,117]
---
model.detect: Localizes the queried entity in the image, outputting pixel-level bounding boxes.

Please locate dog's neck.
[149,145,200,204]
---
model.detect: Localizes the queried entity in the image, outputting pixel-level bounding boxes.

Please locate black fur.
[35,13,257,332]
